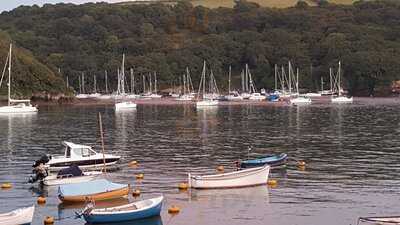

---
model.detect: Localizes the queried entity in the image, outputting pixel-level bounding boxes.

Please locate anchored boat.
[240,153,288,168]
[33,141,120,171]
[0,205,35,225]
[188,165,270,189]
[80,196,163,224]
[58,179,129,203]
[358,216,400,224]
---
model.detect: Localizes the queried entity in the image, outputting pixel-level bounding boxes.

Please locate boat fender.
[44,216,54,225]
[298,161,306,166]
[132,189,141,197]
[216,165,224,172]
[135,173,144,179]
[267,179,278,186]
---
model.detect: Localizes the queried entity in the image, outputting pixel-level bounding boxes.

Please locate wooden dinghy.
[58,179,129,203]
[0,205,35,225]
[189,165,270,189]
[80,196,163,224]
[240,153,288,168]
[358,216,400,224]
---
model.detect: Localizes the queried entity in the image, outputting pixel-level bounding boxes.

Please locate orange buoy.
[44,216,54,225]
[37,196,46,205]
[1,183,12,189]
[129,161,138,167]
[216,165,224,172]
[135,173,144,179]
[267,179,278,186]
[298,165,306,171]
[178,183,189,190]
[298,161,306,167]
[132,189,141,197]
[168,205,180,214]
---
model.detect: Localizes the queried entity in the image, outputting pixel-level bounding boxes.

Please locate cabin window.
[81,148,90,157]
[66,147,71,158]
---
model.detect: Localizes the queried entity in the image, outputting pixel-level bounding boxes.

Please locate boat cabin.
[62,141,97,158]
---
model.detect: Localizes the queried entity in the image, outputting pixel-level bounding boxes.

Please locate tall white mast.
[130,68,134,94]
[7,44,11,105]
[338,61,341,97]
[154,72,157,94]
[296,68,299,95]
[274,64,277,91]
[288,61,292,95]
[228,65,231,93]
[105,70,108,93]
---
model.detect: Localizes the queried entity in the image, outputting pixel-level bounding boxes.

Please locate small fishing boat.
[29,165,102,186]
[33,141,120,171]
[240,153,288,168]
[358,216,400,224]
[58,179,129,203]
[0,205,35,225]
[188,164,270,189]
[80,196,163,224]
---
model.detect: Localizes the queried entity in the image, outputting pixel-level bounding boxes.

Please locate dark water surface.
[1,98,400,225]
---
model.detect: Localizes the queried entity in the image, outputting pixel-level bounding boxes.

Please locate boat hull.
[59,186,129,203]
[47,157,120,171]
[0,206,34,225]
[240,153,288,169]
[83,196,163,223]
[0,105,38,113]
[196,100,218,107]
[43,172,101,186]
[189,165,270,189]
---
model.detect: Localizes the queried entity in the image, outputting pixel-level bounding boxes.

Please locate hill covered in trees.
[0,32,66,98]
[0,0,399,96]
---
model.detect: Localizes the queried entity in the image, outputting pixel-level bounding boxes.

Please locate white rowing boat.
[0,205,35,225]
[358,216,400,224]
[43,171,102,186]
[188,165,270,189]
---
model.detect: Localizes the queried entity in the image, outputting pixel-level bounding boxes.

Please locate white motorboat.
[188,165,270,189]
[35,141,121,171]
[226,91,244,101]
[249,93,266,100]
[196,100,218,107]
[290,96,312,105]
[115,101,137,110]
[331,96,353,103]
[175,94,194,101]
[0,205,35,225]
[0,44,38,114]
[76,94,89,99]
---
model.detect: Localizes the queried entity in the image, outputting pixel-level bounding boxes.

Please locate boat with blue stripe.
[240,153,288,168]
[81,196,163,224]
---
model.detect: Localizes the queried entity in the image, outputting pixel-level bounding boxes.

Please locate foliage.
[0,0,399,95]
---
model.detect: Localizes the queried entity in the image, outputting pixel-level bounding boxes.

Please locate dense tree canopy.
[0,0,399,96]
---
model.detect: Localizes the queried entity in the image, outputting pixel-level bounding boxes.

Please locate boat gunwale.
[190,165,269,181]
[89,196,163,215]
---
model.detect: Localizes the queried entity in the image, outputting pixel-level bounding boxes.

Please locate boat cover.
[57,165,83,177]
[58,179,127,196]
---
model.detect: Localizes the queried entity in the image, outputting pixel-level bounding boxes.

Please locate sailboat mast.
[66,76,69,89]
[7,44,11,105]
[338,61,341,97]
[245,64,249,93]
[93,75,97,93]
[183,74,186,95]
[82,73,85,94]
[281,66,285,93]
[228,65,231,93]
[321,77,323,92]
[154,72,157,94]
[241,70,244,93]
[130,68,134,94]
[296,68,299,95]
[274,64,277,91]
[330,68,333,94]
[288,61,292,95]
[98,112,107,173]
[143,75,146,93]
[105,70,108,93]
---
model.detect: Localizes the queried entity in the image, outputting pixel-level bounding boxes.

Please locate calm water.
[1,98,400,225]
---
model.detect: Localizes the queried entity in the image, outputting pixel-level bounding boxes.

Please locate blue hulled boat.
[81,196,163,224]
[240,153,288,168]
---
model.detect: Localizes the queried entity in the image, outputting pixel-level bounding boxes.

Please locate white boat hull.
[175,95,194,101]
[290,97,312,105]
[0,206,34,225]
[76,94,89,99]
[43,172,101,186]
[115,102,137,110]
[196,100,218,107]
[249,93,266,100]
[0,105,38,113]
[189,165,270,189]
[331,96,353,103]
[226,95,244,101]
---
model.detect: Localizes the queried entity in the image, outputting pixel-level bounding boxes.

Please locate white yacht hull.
[196,100,218,107]
[0,105,38,113]
[290,97,312,105]
[43,172,102,186]
[0,206,34,225]
[189,165,270,189]
[115,102,137,110]
[331,96,353,103]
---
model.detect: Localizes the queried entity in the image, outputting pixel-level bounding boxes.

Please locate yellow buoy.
[298,161,306,167]
[267,179,278,186]
[168,205,180,214]
[132,189,141,197]
[129,161,138,167]
[44,216,54,225]
[1,183,12,189]
[178,183,189,190]
[216,165,224,172]
[37,196,46,205]
[136,173,144,180]
[298,165,306,171]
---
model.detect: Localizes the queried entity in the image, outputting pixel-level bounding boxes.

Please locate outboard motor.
[29,155,50,183]
[32,155,51,168]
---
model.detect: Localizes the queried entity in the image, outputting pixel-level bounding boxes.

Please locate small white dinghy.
[0,205,35,225]
[290,96,312,105]
[115,101,137,110]
[196,100,218,107]
[188,165,270,189]
[358,216,400,224]
[43,171,102,186]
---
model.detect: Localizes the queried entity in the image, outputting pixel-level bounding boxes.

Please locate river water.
[1,98,400,225]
